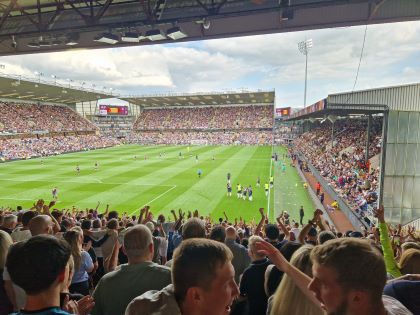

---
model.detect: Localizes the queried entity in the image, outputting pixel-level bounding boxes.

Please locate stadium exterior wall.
[327,83,420,112]
[329,83,420,224]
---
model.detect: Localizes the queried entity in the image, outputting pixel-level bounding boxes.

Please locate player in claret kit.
[51,187,58,200]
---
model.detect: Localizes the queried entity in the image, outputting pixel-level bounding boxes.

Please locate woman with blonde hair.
[0,230,13,315]
[269,245,323,315]
[64,227,94,296]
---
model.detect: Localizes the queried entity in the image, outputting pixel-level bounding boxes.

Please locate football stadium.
[0,1,419,315]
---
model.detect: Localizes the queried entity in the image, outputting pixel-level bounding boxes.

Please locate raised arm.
[276,215,290,240]
[256,241,322,309]
[255,208,265,236]
[374,205,401,279]
[298,209,323,244]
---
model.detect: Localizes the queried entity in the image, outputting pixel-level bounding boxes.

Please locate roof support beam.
[0,0,18,30]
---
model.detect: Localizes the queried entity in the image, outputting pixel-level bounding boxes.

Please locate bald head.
[123,225,153,261]
[226,226,237,240]
[29,215,52,236]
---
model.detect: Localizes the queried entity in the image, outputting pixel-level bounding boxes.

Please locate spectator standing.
[224,226,250,284]
[0,230,13,315]
[92,225,171,315]
[64,228,94,295]
[6,235,94,315]
[125,239,239,315]
[239,236,270,315]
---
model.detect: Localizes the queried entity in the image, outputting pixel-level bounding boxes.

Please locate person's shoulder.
[147,262,171,274]
[382,295,413,315]
[125,285,181,315]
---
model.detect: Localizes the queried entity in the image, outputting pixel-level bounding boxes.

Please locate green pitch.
[0,145,314,223]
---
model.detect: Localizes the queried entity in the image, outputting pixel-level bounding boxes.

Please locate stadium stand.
[293,117,383,224]
[131,105,274,145]
[0,102,120,161]
[0,102,96,134]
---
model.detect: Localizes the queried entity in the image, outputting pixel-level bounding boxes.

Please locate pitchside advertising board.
[99,105,129,116]
[275,107,291,117]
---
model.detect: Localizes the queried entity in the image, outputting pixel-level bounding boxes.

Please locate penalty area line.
[128,185,177,216]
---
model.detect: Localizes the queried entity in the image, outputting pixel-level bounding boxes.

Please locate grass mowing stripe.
[159,146,253,217]
[273,146,314,223]
[211,146,272,222]
[1,145,306,223]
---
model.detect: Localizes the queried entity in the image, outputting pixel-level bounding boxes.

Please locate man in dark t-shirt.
[239,236,270,315]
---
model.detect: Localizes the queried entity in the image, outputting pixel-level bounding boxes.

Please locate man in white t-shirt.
[11,211,36,242]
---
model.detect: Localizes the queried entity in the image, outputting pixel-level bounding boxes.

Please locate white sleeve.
[3,266,10,280]
[158,238,168,258]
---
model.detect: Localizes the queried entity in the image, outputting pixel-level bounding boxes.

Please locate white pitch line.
[0,178,174,187]
[267,146,273,218]
[129,185,177,216]
[0,197,33,201]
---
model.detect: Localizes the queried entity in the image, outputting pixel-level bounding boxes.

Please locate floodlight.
[145,29,166,41]
[121,32,146,43]
[51,39,62,46]
[94,33,119,44]
[27,41,40,48]
[39,40,52,47]
[166,27,187,40]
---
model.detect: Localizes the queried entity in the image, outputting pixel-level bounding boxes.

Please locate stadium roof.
[0,75,113,104]
[0,0,419,55]
[287,97,387,121]
[122,90,275,108]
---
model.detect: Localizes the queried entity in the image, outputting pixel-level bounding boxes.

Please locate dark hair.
[172,239,233,302]
[6,235,71,295]
[81,219,91,230]
[265,224,280,240]
[241,238,248,248]
[318,231,336,244]
[107,211,118,221]
[107,218,119,230]
[209,226,226,243]
[21,210,36,226]
[92,219,101,229]
[51,210,63,221]
[281,241,303,261]
[182,218,206,240]
[311,238,386,303]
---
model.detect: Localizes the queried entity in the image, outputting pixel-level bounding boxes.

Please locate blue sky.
[1,20,420,108]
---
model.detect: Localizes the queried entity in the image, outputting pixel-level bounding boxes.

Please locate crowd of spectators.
[0,135,120,161]
[0,201,418,315]
[133,106,274,130]
[129,105,274,145]
[129,131,273,145]
[0,102,96,134]
[293,117,383,218]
